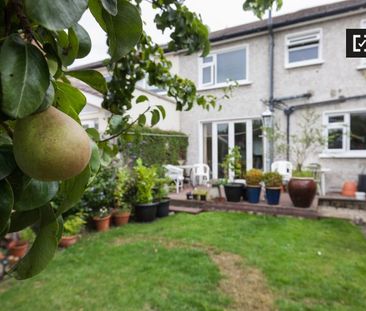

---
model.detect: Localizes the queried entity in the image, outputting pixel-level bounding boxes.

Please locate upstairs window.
[285,29,322,68]
[199,46,248,88]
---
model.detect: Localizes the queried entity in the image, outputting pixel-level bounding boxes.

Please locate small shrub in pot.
[245,169,263,203]
[59,213,86,248]
[263,172,283,205]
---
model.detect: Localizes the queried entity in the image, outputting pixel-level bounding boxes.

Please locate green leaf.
[151,109,160,126]
[98,142,118,166]
[57,165,91,215]
[13,205,59,280]
[136,95,149,104]
[59,27,79,67]
[156,105,166,119]
[66,70,107,95]
[86,128,100,142]
[55,81,86,122]
[0,35,50,119]
[103,0,142,61]
[73,24,92,59]
[0,179,13,235]
[24,0,88,31]
[0,145,16,180]
[14,178,59,211]
[89,0,107,31]
[138,114,146,127]
[90,142,101,176]
[9,209,41,233]
[102,0,118,16]
[36,83,55,113]
[108,114,125,135]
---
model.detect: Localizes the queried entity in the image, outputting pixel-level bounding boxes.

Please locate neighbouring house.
[77,0,366,192]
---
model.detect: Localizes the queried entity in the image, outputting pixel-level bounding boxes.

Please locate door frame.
[199,118,257,180]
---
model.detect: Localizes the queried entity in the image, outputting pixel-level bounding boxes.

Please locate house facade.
[165,0,366,191]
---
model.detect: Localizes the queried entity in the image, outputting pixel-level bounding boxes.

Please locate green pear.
[13,106,92,181]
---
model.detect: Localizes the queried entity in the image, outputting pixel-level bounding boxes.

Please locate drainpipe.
[284,107,295,161]
[268,8,275,170]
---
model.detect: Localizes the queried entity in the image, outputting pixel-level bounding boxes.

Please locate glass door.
[204,119,263,179]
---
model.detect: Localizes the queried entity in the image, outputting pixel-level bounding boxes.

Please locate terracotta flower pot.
[59,235,78,248]
[93,215,111,232]
[342,181,357,197]
[9,240,29,258]
[112,211,131,226]
[288,178,317,208]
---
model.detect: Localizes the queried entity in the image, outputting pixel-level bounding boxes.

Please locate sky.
[73,0,345,67]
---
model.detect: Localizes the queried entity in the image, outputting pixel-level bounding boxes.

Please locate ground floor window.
[324,110,366,152]
[201,119,263,179]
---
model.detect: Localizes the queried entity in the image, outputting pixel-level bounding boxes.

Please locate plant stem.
[100,107,151,143]
[0,120,13,139]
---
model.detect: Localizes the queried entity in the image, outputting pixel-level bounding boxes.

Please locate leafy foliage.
[63,213,86,236]
[263,171,282,187]
[245,169,263,186]
[221,146,243,182]
[119,126,188,166]
[114,166,134,211]
[133,158,157,204]
[243,0,283,18]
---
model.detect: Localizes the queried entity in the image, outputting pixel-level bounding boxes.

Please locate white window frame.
[321,109,366,158]
[198,45,250,89]
[285,28,323,69]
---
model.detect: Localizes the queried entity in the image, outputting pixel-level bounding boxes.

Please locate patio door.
[202,119,263,179]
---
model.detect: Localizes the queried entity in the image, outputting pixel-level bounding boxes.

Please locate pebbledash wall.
[166,1,366,191]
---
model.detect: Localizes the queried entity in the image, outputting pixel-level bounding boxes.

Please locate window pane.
[328,115,344,123]
[328,128,343,149]
[234,122,246,177]
[289,45,318,63]
[217,124,229,178]
[202,66,212,84]
[217,49,246,83]
[252,120,263,169]
[351,112,366,150]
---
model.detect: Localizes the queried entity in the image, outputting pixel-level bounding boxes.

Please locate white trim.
[323,108,366,154]
[246,119,253,171]
[198,44,249,89]
[212,122,218,179]
[285,28,323,69]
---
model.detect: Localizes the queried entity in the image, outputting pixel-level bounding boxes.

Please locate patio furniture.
[306,163,330,196]
[190,164,210,186]
[164,165,184,193]
[271,161,293,183]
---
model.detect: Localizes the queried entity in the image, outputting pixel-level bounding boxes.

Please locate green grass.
[1,212,366,310]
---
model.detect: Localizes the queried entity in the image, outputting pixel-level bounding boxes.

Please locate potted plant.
[192,188,208,201]
[8,228,35,258]
[263,172,283,205]
[113,167,133,226]
[267,111,326,208]
[221,146,244,202]
[245,169,263,203]
[92,207,111,231]
[59,213,86,248]
[288,170,317,208]
[133,159,158,222]
[154,167,171,218]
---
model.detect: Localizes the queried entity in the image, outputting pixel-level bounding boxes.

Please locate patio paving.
[169,186,366,222]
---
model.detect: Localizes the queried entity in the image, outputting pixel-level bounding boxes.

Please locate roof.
[209,0,366,43]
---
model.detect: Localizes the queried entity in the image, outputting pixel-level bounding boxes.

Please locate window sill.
[319,151,366,159]
[198,80,252,91]
[285,59,324,69]
[357,65,366,71]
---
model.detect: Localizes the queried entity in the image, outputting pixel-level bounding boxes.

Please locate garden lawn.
[1,212,366,310]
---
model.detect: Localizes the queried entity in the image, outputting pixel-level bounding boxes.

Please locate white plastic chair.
[191,164,210,186]
[164,165,184,193]
[271,161,293,183]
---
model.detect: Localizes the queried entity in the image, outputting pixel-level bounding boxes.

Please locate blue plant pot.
[247,186,261,203]
[265,187,281,205]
